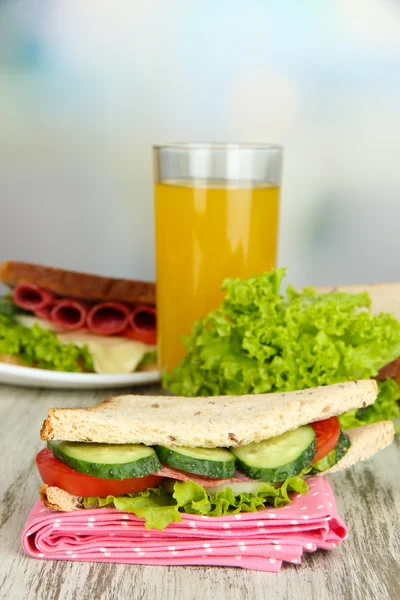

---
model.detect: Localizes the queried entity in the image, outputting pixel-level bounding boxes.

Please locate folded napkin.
[22,476,347,572]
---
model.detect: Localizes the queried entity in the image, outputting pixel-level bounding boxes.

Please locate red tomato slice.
[310,416,341,463]
[123,327,157,346]
[36,448,164,497]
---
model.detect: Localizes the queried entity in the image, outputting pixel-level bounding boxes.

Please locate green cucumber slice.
[154,445,236,479]
[48,440,161,479]
[310,430,351,474]
[231,426,316,482]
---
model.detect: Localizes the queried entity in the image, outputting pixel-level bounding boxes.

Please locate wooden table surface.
[1,383,399,600]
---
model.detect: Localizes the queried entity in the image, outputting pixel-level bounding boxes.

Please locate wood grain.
[0,384,399,600]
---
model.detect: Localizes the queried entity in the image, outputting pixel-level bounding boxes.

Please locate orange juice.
[155,180,280,372]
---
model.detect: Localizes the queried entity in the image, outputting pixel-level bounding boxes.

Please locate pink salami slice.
[34,300,57,321]
[12,283,55,311]
[51,299,88,331]
[127,304,157,345]
[87,302,131,336]
[155,465,254,487]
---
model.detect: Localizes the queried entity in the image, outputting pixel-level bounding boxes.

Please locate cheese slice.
[57,331,155,375]
[16,316,155,375]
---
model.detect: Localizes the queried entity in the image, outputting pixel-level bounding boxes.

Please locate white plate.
[0,363,161,389]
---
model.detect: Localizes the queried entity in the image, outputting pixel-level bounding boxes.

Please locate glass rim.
[153,142,283,152]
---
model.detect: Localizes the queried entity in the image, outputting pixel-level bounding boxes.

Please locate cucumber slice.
[231,426,316,483]
[311,430,351,474]
[154,445,236,479]
[48,440,161,479]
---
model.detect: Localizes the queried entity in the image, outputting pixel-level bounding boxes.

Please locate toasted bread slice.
[0,260,155,305]
[325,420,395,474]
[40,380,377,448]
[38,421,395,512]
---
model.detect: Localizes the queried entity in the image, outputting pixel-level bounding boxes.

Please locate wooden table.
[1,384,399,600]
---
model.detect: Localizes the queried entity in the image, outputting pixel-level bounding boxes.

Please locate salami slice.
[34,300,57,321]
[12,283,55,311]
[155,465,254,487]
[87,302,131,336]
[127,304,157,345]
[51,299,88,331]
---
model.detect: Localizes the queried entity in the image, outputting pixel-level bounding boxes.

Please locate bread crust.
[0,260,155,305]
[40,380,378,448]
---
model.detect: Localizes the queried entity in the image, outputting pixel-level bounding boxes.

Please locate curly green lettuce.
[0,314,94,372]
[83,477,308,530]
[165,268,400,427]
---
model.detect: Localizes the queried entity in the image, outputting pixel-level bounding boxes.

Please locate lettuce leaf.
[339,378,400,430]
[164,269,400,428]
[83,477,308,530]
[0,314,94,372]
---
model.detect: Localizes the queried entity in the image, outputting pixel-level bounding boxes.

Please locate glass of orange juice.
[153,143,283,374]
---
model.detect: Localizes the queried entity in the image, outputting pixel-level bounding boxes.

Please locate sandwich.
[165,268,400,433]
[37,379,394,530]
[0,260,157,375]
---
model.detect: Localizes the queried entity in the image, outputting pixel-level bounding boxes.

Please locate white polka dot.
[328,501,333,508]
[168,546,175,551]
[53,523,60,528]
[312,492,319,496]
[238,542,247,550]
[344,533,349,540]
[104,552,111,557]
[87,523,94,528]
[223,523,231,529]
[305,543,313,550]
[272,540,280,545]
[203,543,211,548]
[331,542,336,548]
[325,492,330,497]
[55,518,62,523]
[258,528,266,533]
[300,506,307,511]
[171,551,179,556]
[275,544,281,550]
[205,548,213,553]
[189,521,197,528]
[309,483,315,487]
[121,522,128,527]
[88,516,96,522]
[143,534,150,537]
[201,516,208,520]
[66,550,73,555]
[38,553,44,558]
[317,504,325,510]
[291,558,299,564]
[235,555,242,560]
[291,520,298,525]
[234,514,241,520]
[295,494,303,499]
[268,513,276,518]
[134,547,142,553]
[121,515,129,519]
[99,548,107,553]
[71,554,77,559]
[269,558,277,564]
[302,515,309,520]
[39,508,47,513]
[257,520,264,527]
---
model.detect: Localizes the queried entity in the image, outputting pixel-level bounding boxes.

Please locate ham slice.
[87,302,131,336]
[155,465,254,487]
[127,304,157,345]
[51,299,88,331]
[12,283,55,311]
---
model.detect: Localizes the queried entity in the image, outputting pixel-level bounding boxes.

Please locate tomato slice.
[36,448,164,497]
[310,416,341,463]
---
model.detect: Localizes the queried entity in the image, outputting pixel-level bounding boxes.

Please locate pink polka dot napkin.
[21,476,347,572]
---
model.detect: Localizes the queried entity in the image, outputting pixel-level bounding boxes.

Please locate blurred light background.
[1,0,400,287]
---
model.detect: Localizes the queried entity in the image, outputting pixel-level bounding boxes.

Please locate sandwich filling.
[37,416,350,530]
[0,299,156,375]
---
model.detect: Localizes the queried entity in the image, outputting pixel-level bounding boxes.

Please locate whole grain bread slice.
[40,380,377,448]
[0,260,155,305]
[38,420,395,512]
